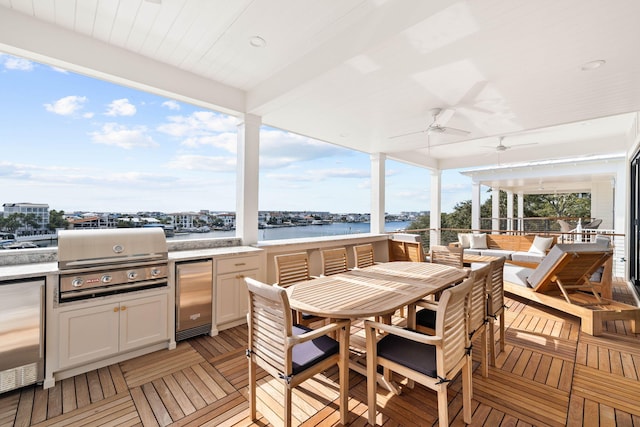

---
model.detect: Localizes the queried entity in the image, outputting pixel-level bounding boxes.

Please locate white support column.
[506,190,514,231]
[236,114,261,245]
[430,170,442,246]
[370,153,386,234]
[517,192,525,231]
[491,187,500,233]
[471,182,481,231]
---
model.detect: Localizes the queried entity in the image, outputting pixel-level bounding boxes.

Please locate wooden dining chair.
[320,247,349,276]
[486,257,506,366]
[274,252,324,326]
[388,239,426,262]
[365,276,474,426]
[353,243,375,268]
[245,277,351,427]
[414,263,491,378]
[429,244,464,268]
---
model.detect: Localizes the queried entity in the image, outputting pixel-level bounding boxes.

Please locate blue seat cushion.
[377,333,437,378]
[415,307,436,329]
[291,325,339,375]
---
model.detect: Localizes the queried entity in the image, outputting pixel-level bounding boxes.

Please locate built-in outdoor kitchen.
[0,228,266,394]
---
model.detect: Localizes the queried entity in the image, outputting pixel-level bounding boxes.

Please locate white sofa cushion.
[511,251,545,264]
[470,233,488,249]
[463,248,483,256]
[480,249,513,259]
[528,235,554,254]
[457,233,473,249]
[503,264,534,287]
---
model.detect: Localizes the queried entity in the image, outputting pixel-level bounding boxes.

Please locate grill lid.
[58,228,168,269]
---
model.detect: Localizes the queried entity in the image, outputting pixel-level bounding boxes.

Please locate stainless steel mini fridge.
[175,260,213,341]
[0,279,45,394]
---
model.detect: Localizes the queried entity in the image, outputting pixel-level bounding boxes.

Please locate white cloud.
[105,98,137,116]
[181,132,237,153]
[166,154,236,172]
[2,55,34,71]
[260,130,351,169]
[159,111,237,135]
[90,123,158,149]
[162,100,181,110]
[44,95,88,116]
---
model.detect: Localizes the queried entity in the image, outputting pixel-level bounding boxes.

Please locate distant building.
[2,202,50,235]
[216,213,236,229]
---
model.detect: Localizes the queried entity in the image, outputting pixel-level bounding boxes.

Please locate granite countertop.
[168,246,263,261]
[0,245,263,282]
[0,262,58,281]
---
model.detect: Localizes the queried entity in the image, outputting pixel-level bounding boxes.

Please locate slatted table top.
[288,261,468,318]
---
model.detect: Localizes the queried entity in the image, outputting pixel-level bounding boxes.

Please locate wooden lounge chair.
[503,242,640,335]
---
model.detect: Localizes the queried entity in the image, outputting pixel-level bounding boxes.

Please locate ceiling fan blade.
[388,129,427,139]
[510,142,538,148]
[442,126,470,136]
[436,108,455,125]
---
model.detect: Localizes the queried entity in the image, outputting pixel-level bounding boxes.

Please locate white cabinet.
[58,293,168,369]
[215,255,260,328]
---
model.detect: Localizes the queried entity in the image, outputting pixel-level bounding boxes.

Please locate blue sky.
[0,53,474,214]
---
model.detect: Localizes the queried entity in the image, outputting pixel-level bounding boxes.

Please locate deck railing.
[389,227,627,279]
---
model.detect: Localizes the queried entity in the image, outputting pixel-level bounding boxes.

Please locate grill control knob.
[101,274,112,284]
[72,278,83,288]
[128,271,138,280]
[150,268,161,277]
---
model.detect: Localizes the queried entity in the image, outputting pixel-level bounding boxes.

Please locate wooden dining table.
[287,261,468,388]
[287,261,468,325]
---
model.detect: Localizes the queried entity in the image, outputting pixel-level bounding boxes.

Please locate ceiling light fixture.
[581,59,606,71]
[249,36,266,48]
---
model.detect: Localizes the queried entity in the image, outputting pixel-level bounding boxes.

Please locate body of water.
[20,221,413,248]
[170,221,412,242]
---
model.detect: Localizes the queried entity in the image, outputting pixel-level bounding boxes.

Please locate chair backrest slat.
[246,278,292,376]
[487,257,506,317]
[436,276,473,377]
[353,244,375,268]
[275,252,311,287]
[321,248,349,276]
[468,264,491,337]
[430,245,463,268]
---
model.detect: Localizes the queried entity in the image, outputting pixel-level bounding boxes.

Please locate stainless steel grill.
[57,228,168,302]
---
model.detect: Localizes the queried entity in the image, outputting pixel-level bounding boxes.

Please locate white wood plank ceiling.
[0,0,639,172]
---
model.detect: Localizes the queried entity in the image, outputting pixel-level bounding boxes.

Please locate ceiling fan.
[485,136,538,152]
[389,108,471,139]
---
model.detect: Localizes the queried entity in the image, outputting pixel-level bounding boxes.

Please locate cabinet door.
[119,294,168,352]
[216,269,257,324]
[58,304,120,369]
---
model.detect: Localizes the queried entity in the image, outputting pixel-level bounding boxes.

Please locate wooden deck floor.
[1,281,639,427]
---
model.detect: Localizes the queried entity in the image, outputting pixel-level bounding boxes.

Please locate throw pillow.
[528,236,554,254]
[470,233,488,249]
[457,233,473,249]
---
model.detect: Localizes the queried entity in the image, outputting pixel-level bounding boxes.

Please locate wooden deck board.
[1,280,638,426]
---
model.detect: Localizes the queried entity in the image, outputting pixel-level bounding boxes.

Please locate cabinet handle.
[236,274,245,279]
[234,263,246,267]
[121,306,127,311]
[113,307,120,312]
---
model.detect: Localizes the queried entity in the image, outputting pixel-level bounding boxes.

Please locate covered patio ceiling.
[1,0,639,172]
